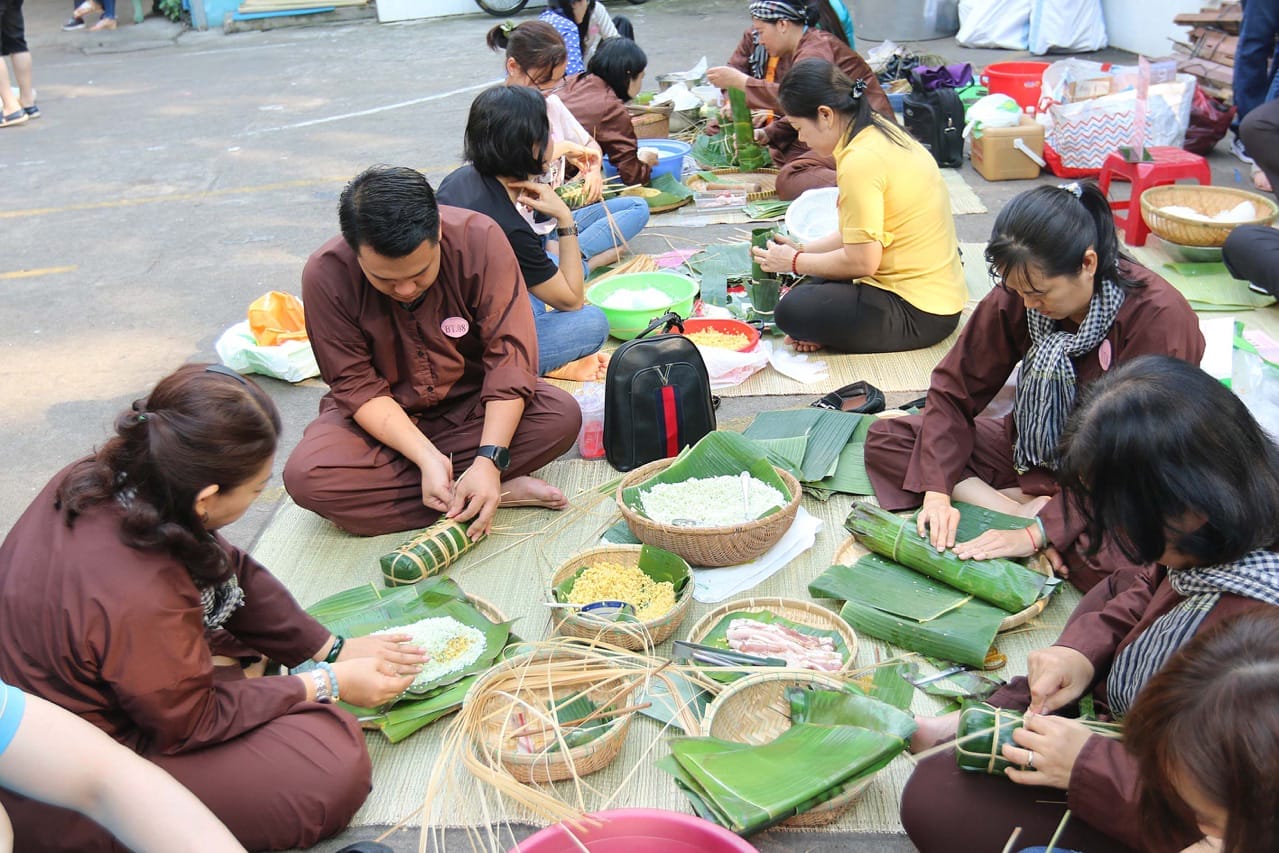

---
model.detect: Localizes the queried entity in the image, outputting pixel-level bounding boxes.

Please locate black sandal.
[810,381,886,414]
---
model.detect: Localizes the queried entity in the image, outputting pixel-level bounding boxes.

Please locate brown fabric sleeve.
[301,246,393,418]
[743,75,781,111]
[595,98,652,186]
[220,543,331,667]
[1066,736,1164,851]
[461,216,539,404]
[835,48,894,120]
[727,27,754,75]
[1055,565,1161,674]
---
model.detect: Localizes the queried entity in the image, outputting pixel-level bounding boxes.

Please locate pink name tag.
[441,317,469,338]
[1098,339,1113,370]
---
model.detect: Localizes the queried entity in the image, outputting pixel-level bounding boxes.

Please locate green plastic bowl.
[586,272,699,340]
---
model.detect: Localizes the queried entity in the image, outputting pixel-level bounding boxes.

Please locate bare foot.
[1254,167,1273,193]
[784,335,823,353]
[588,246,626,272]
[910,710,960,754]
[499,475,569,510]
[1015,494,1053,519]
[546,352,609,382]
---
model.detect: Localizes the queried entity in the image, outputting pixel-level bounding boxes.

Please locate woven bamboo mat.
[253,454,1082,836]
[943,168,987,215]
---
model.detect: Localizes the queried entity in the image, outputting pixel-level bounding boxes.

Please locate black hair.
[751,0,847,44]
[586,37,647,103]
[463,86,551,179]
[486,19,568,86]
[546,0,589,57]
[1058,355,1279,566]
[338,165,440,258]
[986,182,1137,295]
[777,58,904,147]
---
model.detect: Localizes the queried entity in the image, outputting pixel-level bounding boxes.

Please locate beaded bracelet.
[324,635,346,664]
[310,668,331,704]
[791,250,803,276]
[317,661,340,704]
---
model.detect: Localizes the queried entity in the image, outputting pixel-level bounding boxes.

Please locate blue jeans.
[573,196,650,269]
[1233,0,1279,129]
[528,291,609,376]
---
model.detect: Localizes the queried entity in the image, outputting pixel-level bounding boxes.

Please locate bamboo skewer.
[507,702,653,739]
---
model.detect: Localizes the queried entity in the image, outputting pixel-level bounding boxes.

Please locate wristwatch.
[556,223,579,238]
[475,444,511,471]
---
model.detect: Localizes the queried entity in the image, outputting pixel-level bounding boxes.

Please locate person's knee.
[583,304,610,348]
[1241,100,1279,151]
[534,385,583,437]
[300,707,374,839]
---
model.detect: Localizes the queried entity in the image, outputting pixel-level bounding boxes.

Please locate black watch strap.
[476,444,511,471]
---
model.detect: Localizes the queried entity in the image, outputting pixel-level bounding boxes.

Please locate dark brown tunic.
[0,468,370,851]
[283,206,580,536]
[901,563,1274,853]
[728,27,894,200]
[865,261,1205,591]
[557,73,653,187]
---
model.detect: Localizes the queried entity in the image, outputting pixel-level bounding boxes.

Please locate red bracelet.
[791,250,803,276]
[1025,525,1039,551]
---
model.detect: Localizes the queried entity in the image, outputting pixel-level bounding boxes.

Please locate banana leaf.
[786,686,918,741]
[744,409,863,484]
[649,172,694,200]
[809,555,975,622]
[749,435,808,477]
[600,518,642,545]
[955,701,1122,775]
[371,676,478,743]
[552,544,692,609]
[638,670,711,732]
[687,242,752,279]
[744,199,791,220]
[838,595,1005,669]
[664,724,904,835]
[846,503,1047,612]
[379,519,485,587]
[898,662,1003,701]
[695,609,851,683]
[619,431,791,519]
[863,662,915,710]
[692,130,736,170]
[813,415,876,495]
[941,501,1035,541]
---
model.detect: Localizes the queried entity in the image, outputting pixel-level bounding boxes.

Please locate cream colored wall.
[1101,0,1212,58]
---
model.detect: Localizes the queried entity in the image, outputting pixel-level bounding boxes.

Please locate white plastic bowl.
[785,186,840,246]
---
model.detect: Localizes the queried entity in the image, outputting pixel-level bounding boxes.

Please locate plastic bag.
[957,0,1030,50]
[215,321,320,383]
[696,340,769,390]
[1184,85,1236,155]
[963,94,1024,138]
[248,291,309,347]
[1028,0,1107,54]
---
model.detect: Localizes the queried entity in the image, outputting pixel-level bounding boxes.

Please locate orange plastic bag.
[248,291,308,347]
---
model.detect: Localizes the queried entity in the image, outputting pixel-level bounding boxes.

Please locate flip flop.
[0,110,29,128]
[23,104,39,119]
[810,380,886,414]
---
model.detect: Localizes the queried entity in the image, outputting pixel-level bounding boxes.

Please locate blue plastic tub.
[603,138,691,184]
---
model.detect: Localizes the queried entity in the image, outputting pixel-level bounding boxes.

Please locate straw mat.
[943,168,987,215]
[1129,244,1276,311]
[253,454,1081,836]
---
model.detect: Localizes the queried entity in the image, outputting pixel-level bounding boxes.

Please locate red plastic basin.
[979,61,1050,112]
[677,318,761,352]
[511,808,759,853]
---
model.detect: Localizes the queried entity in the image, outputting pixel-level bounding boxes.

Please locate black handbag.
[603,312,717,472]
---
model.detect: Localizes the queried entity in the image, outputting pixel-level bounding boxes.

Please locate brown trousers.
[864,413,1143,592]
[1,701,371,852]
[774,152,837,201]
[284,381,580,536]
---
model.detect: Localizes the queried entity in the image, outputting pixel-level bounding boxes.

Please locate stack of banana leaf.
[743,407,876,498]
[658,683,915,835]
[304,577,515,743]
[955,701,1121,775]
[808,503,1055,668]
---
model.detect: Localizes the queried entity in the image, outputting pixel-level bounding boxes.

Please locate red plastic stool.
[1097,147,1211,246]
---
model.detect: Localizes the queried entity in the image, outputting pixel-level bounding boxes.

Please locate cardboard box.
[971,115,1046,181]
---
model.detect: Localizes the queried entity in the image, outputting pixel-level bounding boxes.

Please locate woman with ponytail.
[708,0,890,199]
[864,182,1205,594]
[750,58,967,354]
[538,0,590,75]
[0,364,426,851]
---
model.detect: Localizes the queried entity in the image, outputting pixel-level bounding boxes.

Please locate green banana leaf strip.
[898,662,1003,701]
[744,409,863,484]
[620,431,791,519]
[692,131,736,169]
[809,556,974,622]
[687,242,752,279]
[372,676,478,743]
[306,577,460,626]
[865,662,916,710]
[846,503,1047,612]
[838,596,1004,669]
[814,415,876,495]
[649,172,695,200]
[749,435,808,478]
[553,544,692,603]
[638,671,711,732]
[542,693,614,753]
[941,501,1035,541]
[786,686,918,741]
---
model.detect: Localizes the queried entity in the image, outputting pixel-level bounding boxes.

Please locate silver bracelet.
[310,668,331,704]
[317,661,340,704]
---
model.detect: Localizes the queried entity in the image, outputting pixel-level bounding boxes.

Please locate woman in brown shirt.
[0,365,425,852]
[707,0,892,199]
[901,356,1279,853]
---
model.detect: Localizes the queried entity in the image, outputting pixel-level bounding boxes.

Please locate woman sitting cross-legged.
[900,355,1279,853]
[751,58,967,354]
[438,85,613,382]
[0,364,428,852]
[864,182,1204,594]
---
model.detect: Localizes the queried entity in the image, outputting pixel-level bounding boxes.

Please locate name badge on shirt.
[441,317,470,338]
[1099,339,1113,371]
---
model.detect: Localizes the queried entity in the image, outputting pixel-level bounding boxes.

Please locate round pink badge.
[441,317,469,338]
[1098,339,1113,371]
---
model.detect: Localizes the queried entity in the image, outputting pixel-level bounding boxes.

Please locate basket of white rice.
[1140,185,1278,247]
[549,544,693,650]
[615,432,802,567]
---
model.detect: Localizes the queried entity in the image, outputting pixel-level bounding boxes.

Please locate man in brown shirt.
[284,166,580,537]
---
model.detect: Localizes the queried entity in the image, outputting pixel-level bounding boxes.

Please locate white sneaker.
[1230,136,1255,165]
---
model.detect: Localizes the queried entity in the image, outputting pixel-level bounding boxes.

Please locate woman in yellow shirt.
[753,58,967,353]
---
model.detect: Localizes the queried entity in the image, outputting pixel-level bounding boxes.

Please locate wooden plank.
[1177,56,1236,86]
[1187,28,1237,63]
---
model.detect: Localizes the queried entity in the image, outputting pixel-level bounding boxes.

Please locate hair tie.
[1058,181,1083,199]
[850,78,868,101]
[137,412,149,423]
[500,19,516,35]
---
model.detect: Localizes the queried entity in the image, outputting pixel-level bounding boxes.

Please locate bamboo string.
[1045,809,1072,852]
[999,827,1023,853]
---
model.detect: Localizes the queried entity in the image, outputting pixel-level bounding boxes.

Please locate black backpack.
[902,78,965,168]
[603,312,717,472]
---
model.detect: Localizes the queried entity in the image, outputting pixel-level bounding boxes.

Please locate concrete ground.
[0,0,1251,849]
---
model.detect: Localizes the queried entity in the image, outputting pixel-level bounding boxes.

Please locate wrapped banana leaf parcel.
[955,701,1121,775]
[303,577,515,743]
[658,686,914,835]
[379,518,486,587]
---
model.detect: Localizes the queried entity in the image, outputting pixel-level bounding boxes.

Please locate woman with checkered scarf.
[901,355,1279,853]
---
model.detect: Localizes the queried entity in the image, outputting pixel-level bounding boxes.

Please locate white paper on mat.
[692,507,823,603]
[1199,315,1235,382]
[764,339,830,384]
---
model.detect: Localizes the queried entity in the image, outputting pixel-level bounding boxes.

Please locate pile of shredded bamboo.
[591,254,659,283]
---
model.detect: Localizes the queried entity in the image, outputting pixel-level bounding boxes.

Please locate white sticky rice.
[640,475,786,527]
[374,616,485,690]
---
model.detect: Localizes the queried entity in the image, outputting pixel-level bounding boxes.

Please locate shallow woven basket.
[628,104,673,140]
[686,597,858,672]
[466,648,637,785]
[700,670,874,827]
[467,595,508,627]
[686,167,780,202]
[549,545,693,650]
[1139,185,1278,247]
[832,535,1052,633]
[616,460,802,567]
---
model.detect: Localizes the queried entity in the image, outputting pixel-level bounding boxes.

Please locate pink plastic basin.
[511,808,759,853]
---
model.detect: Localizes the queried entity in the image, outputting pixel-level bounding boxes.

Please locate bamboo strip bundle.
[591,254,658,283]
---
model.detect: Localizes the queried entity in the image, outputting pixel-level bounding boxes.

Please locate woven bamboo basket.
[686,597,858,672]
[466,648,637,784]
[700,670,874,826]
[616,460,802,567]
[1139,185,1278,247]
[832,535,1052,633]
[549,545,693,650]
[686,167,781,202]
[628,103,673,139]
[467,595,508,627]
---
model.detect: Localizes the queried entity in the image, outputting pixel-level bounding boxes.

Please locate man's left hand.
[447,458,502,539]
[1002,713,1093,790]
[953,527,1039,561]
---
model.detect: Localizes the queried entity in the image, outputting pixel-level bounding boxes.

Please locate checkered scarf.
[1012,277,1126,473]
[749,0,806,22]
[1106,549,1279,716]
[201,575,246,631]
